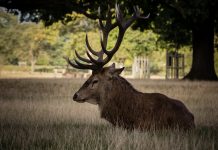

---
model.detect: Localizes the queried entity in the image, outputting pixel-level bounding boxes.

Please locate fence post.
[132,56,150,79]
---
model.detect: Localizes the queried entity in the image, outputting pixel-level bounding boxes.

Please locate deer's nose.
[73,93,78,100]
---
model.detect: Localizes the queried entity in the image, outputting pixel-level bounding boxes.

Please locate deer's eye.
[91,80,98,87]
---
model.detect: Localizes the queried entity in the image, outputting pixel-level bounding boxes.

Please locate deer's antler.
[67,4,149,70]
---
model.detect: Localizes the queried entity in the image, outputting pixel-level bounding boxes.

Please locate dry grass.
[0,78,218,150]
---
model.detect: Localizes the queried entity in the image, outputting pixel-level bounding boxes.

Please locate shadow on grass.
[0,122,217,150]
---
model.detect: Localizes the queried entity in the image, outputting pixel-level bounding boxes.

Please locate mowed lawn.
[0,78,217,150]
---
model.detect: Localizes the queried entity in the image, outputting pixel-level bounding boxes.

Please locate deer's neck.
[98,76,138,112]
[98,76,141,126]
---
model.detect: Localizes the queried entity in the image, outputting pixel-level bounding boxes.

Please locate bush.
[150,63,161,74]
[1,65,30,72]
[35,67,53,73]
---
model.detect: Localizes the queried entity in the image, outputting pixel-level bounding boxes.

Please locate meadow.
[0,78,217,150]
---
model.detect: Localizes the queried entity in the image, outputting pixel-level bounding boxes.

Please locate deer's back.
[132,92,195,130]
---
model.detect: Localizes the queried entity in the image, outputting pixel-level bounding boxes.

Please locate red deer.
[66,5,195,130]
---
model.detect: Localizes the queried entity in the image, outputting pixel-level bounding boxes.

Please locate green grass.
[0,79,218,150]
[0,65,31,72]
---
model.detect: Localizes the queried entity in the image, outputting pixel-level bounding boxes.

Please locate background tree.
[23,23,48,72]
[145,0,218,80]
[0,0,217,80]
[0,11,22,64]
[0,11,53,70]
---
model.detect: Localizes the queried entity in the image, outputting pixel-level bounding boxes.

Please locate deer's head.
[66,4,149,104]
[72,63,124,104]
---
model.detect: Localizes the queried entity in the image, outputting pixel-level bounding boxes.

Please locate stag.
[66,5,195,130]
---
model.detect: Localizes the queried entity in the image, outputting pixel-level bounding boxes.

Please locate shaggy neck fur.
[100,76,139,106]
[98,76,142,128]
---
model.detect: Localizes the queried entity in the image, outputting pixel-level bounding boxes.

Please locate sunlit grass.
[0,79,217,150]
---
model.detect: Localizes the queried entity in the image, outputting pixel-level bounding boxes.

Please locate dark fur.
[99,76,195,130]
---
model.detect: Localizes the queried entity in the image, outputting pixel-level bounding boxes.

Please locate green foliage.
[1,10,217,76]
[34,67,53,73]
[0,12,51,65]
[0,12,22,64]
[36,52,50,65]
[122,29,159,56]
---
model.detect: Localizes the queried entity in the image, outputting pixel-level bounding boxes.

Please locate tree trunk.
[184,18,217,80]
[31,59,36,73]
[29,45,36,73]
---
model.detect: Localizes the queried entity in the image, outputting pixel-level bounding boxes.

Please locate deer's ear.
[109,63,116,69]
[112,67,124,76]
[104,64,124,78]
[107,67,124,78]
[108,63,124,75]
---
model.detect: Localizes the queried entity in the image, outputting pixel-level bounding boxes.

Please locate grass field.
[0,78,218,150]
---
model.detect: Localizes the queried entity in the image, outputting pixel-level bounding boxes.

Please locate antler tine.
[123,5,150,30]
[86,51,101,65]
[99,4,149,66]
[115,4,124,24]
[64,57,87,70]
[68,61,85,69]
[91,4,125,66]
[98,7,105,30]
[98,5,115,32]
[100,4,125,57]
[74,59,98,70]
[133,6,150,19]
[100,34,110,55]
[105,5,115,31]
[75,50,92,63]
[64,56,97,70]
[85,34,99,56]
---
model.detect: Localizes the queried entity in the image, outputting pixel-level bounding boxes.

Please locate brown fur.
[73,65,195,130]
[99,76,195,130]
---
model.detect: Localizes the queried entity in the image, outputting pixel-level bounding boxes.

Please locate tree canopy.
[0,11,160,68]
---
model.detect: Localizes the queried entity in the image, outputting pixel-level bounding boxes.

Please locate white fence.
[132,56,150,79]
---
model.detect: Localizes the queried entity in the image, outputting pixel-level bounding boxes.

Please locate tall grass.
[0,79,217,150]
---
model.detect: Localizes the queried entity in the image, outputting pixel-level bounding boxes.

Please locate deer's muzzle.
[73,92,86,103]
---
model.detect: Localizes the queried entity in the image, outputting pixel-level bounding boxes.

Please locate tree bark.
[30,59,36,73]
[184,18,218,80]
[29,45,36,73]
